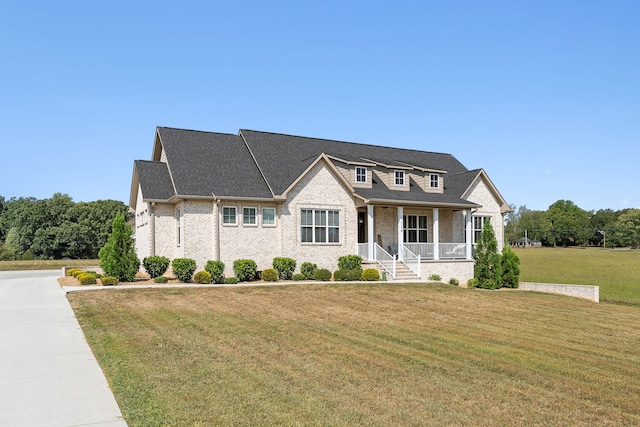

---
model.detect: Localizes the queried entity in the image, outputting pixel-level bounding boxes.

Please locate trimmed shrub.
[428,274,442,281]
[362,268,380,281]
[142,256,170,279]
[334,268,363,281]
[313,269,332,281]
[233,259,257,282]
[100,276,118,286]
[72,269,85,278]
[467,278,479,289]
[448,278,460,286]
[501,246,520,288]
[154,275,168,284]
[205,260,225,284]
[224,277,238,284]
[292,273,305,281]
[262,268,279,282]
[272,257,296,280]
[194,270,212,284]
[67,268,82,277]
[338,255,362,270]
[99,212,140,282]
[172,258,197,283]
[300,262,317,280]
[78,272,97,285]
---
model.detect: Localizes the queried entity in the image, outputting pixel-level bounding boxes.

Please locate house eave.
[363,198,480,209]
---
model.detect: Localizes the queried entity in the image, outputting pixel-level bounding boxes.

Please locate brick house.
[130,127,510,281]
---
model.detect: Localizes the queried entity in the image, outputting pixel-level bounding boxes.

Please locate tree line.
[0,193,130,260]
[505,199,640,248]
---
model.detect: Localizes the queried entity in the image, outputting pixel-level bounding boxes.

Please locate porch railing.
[403,243,434,259]
[374,243,396,279]
[357,243,368,259]
[439,243,467,259]
[399,244,421,277]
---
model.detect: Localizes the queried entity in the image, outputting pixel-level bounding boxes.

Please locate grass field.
[0,259,100,271]
[69,283,640,426]
[514,247,640,306]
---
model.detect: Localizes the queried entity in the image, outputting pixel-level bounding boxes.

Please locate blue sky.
[1,1,638,212]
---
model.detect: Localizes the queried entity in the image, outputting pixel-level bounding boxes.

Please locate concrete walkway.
[0,270,127,427]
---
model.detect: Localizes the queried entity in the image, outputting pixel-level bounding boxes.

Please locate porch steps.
[391,263,420,281]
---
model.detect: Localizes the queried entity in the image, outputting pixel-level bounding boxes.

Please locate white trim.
[394,170,405,186]
[242,206,258,227]
[222,206,238,226]
[262,207,276,227]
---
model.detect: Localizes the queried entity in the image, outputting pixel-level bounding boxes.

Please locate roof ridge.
[158,126,237,137]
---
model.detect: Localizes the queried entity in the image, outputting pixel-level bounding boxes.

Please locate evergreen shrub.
[473,220,503,289]
[292,273,305,281]
[313,269,332,281]
[78,272,97,285]
[272,257,296,280]
[22,249,35,260]
[448,278,459,286]
[361,268,380,281]
[99,213,140,282]
[501,246,520,288]
[233,259,257,282]
[224,277,238,284]
[467,278,479,288]
[338,255,362,270]
[262,268,278,282]
[205,260,225,284]
[67,268,82,277]
[300,262,317,280]
[172,258,197,283]
[428,274,442,281]
[334,268,363,281]
[154,276,168,284]
[142,256,170,279]
[100,276,118,286]
[194,270,212,284]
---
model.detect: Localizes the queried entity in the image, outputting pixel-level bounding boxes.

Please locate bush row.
[66,268,116,286]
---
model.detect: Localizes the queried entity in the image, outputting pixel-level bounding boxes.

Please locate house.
[130,127,511,281]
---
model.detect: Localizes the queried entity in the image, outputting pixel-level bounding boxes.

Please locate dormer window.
[430,173,439,188]
[355,166,367,183]
[394,170,405,186]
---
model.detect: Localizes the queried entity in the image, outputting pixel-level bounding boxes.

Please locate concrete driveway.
[0,270,127,426]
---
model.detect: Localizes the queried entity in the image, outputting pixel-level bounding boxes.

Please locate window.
[243,207,256,225]
[394,170,405,186]
[263,207,275,226]
[222,207,237,225]
[301,209,340,243]
[355,167,367,183]
[473,216,491,243]
[430,173,439,188]
[403,215,428,243]
[175,208,181,245]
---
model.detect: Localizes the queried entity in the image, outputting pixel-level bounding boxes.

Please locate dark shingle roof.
[134,160,175,200]
[445,169,482,198]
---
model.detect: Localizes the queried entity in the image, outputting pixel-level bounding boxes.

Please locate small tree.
[501,245,520,288]
[99,213,139,282]
[473,220,503,289]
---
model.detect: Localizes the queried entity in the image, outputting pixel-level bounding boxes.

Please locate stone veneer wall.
[465,178,505,252]
[419,260,475,283]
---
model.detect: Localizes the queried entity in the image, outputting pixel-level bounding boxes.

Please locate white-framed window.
[355,166,367,183]
[262,207,276,226]
[473,216,491,243]
[243,207,257,225]
[430,173,439,188]
[403,215,428,243]
[394,170,405,186]
[175,208,181,246]
[301,209,340,243]
[222,206,237,225]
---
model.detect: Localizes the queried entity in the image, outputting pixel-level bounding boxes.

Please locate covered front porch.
[355,204,475,280]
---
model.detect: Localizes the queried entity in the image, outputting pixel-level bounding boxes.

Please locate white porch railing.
[403,243,434,259]
[374,243,396,279]
[399,244,421,277]
[357,243,368,259]
[439,243,467,259]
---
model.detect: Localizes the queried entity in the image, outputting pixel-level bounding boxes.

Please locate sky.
[1,1,638,212]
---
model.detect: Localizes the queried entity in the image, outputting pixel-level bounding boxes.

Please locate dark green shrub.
[428,274,442,281]
[224,277,238,284]
[154,275,168,284]
[467,278,479,289]
[300,262,317,280]
[172,258,197,283]
[99,212,140,282]
[448,278,460,286]
[67,268,82,277]
[473,220,503,289]
[78,272,97,285]
[313,269,332,281]
[205,260,225,284]
[194,270,212,284]
[233,259,257,282]
[262,268,278,282]
[338,255,362,270]
[272,257,296,280]
[361,268,380,281]
[22,249,35,260]
[100,276,118,286]
[501,246,520,288]
[334,268,363,281]
[143,256,170,279]
[292,273,305,281]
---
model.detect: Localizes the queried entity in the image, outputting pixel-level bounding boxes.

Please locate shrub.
[233,259,257,282]
[473,220,503,290]
[78,272,97,285]
[67,268,82,277]
[224,277,238,284]
[205,260,225,284]
[154,275,168,284]
[501,246,520,288]
[262,268,279,282]
[292,273,305,281]
[99,212,140,282]
[22,249,35,260]
[142,256,170,279]
[172,258,197,283]
[428,274,442,281]
[272,257,296,280]
[338,255,362,270]
[467,278,479,289]
[100,276,118,286]
[334,268,363,281]
[300,262,317,280]
[194,270,212,284]
[313,269,332,281]
[362,268,380,281]
[71,269,85,278]
[448,278,459,286]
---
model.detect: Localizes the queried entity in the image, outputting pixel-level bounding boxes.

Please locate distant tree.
[613,209,640,249]
[589,209,621,247]
[99,213,139,282]
[547,200,591,246]
[474,220,503,289]
[0,242,14,260]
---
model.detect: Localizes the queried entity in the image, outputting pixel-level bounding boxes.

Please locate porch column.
[367,205,375,261]
[397,206,404,261]
[433,208,439,260]
[465,210,473,260]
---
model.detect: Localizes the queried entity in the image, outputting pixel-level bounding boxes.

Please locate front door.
[358,211,366,243]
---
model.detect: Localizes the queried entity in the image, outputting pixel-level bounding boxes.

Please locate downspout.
[213,197,221,261]
[150,202,156,256]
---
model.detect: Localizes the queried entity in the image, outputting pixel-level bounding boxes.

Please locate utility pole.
[525,229,528,248]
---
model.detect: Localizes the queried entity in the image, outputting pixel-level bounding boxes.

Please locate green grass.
[69,284,640,426]
[0,259,100,271]
[514,247,640,305]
